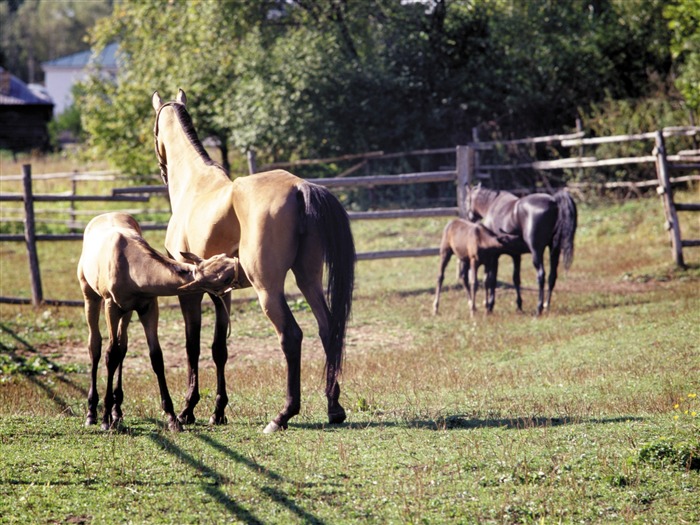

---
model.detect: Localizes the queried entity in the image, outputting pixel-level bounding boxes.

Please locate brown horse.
[77,212,241,431]
[465,184,577,315]
[433,219,518,316]
[152,89,355,433]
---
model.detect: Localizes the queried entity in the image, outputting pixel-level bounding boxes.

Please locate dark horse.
[465,184,577,315]
[152,89,355,432]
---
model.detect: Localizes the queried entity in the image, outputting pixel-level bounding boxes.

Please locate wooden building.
[0,68,54,153]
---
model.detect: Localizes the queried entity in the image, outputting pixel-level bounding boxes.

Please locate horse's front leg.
[257,290,302,433]
[138,300,181,432]
[177,293,203,425]
[484,257,499,313]
[209,291,231,425]
[83,294,102,427]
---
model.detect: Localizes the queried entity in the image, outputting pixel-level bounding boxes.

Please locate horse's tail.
[553,190,577,269]
[299,183,356,388]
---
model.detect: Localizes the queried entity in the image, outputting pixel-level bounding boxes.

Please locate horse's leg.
[208,291,231,425]
[433,249,452,315]
[83,291,102,427]
[138,299,181,432]
[111,311,132,426]
[295,276,346,425]
[467,259,478,316]
[511,254,523,311]
[484,257,499,313]
[102,301,125,430]
[177,293,204,425]
[531,250,546,316]
[255,288,303,433]
[545,246,561,311]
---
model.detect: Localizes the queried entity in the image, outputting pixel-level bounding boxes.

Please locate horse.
[77,212,241,432]
[465,184,577,315]
[433,219,519,317]
[151,89,356,433]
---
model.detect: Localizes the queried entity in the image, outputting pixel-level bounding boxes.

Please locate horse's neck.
[127,243,193,295]
[164,126,229,201]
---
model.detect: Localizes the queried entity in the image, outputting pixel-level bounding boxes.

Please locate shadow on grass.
[145,419,328,525]
[293,414,644,432]
[0,323,87,415]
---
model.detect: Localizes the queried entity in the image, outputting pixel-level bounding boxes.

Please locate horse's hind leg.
[209,291,231,425]
[138,300,181,432]
[511,254,523,311]
[295,276,347,425]
[531,250,546,316]
[111,311,132,425]
[545,247,561,311]
[256,288,303,433]
[102,301,127,430]
[177,293,204,425]
[433,249,452,315]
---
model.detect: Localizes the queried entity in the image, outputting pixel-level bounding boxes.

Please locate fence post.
[456,145,473,218]
[654,131,685,268]
[247,149,257,174]
[22,164,44,305]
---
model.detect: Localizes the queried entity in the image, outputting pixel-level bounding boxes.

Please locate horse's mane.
[474,186,500,208]
[171,103,223,172]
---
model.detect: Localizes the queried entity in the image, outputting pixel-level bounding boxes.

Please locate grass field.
[0,176,699,523]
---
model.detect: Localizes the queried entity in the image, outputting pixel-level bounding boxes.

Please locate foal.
[77,212,240,431]
[433,218,518,316]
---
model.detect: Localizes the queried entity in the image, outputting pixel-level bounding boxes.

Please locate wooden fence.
[1,127,698,306]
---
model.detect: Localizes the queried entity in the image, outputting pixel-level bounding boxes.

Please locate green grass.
[1,189,699,523]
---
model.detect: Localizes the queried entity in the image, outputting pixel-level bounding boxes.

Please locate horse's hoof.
[85,416,97,427]
[328,408,347,425]
[168,418,183,433]
[263,421,286,433]
[209,414,227,426]
[177,412,196,425]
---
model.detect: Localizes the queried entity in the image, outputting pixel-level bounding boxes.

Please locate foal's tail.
[299,183,356,387]
[553,190,577,269]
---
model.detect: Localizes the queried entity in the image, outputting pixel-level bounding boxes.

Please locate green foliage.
[74,0,688,177]
[0,0,112,83]
[665,0,700,111]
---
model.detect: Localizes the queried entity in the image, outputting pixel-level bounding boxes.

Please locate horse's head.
[178,251,241,295]
[152,88,187,185]
[465,183,482,222]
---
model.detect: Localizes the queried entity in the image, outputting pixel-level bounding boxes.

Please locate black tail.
[553,190,577,269]
[299,183,355,383]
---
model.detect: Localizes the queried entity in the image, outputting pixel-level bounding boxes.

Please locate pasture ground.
[0,189,699,524]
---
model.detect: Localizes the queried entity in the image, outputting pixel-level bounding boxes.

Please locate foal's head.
[178,252,241,295]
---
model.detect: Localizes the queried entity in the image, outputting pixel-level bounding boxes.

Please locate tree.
[664,0,700,114]
[0,0,112,83]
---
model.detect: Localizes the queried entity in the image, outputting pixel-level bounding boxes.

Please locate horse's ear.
[152,91,163,112]
[180,251,202,264]
[176,89,187,106]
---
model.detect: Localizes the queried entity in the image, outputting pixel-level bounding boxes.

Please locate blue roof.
[42,42,119,69]
[0,67,53,106]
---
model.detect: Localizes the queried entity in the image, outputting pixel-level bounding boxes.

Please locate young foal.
[433,218,517,316]
[77,212,240,431]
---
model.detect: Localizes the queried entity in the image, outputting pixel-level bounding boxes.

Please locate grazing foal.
[77,212,240,431]
[433,218,516,316]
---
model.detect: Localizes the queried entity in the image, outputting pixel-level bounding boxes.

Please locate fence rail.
[2,126,699,306]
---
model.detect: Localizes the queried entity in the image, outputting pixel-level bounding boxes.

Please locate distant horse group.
[80,88,578,433]
[434,184,577,317]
